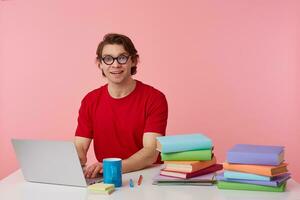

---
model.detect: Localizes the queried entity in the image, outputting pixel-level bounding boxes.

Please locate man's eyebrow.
[119,52,129,56]
[102,52,129,57]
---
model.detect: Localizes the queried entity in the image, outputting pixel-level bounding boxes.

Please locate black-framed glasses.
[101,55,130,65]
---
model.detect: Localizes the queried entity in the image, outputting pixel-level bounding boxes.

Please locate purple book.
[216,173,290,187]
[227,144,284,165]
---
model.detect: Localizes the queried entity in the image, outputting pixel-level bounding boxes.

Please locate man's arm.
[74,136,92,166]
[75,136,103,178]
[78,133,161,177]
[122,132,162,173]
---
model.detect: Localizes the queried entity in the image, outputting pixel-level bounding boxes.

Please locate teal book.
[217,181,286,192]
[161,149,212,161]
[224,171,271,181]
[157,133,212,153]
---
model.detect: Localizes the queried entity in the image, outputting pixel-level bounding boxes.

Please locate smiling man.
[74,33,168,178]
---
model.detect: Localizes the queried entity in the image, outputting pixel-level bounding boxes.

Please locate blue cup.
[103,158,122,187]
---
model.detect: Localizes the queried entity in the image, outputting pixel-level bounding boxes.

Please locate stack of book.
[217,144,290,192]
[155,134,222,185]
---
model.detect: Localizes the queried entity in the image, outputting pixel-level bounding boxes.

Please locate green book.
[217,181,286,192]
[161,149,212,161]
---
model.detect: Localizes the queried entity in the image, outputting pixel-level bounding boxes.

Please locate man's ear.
[132,55,139,66]
[96,59,101,69]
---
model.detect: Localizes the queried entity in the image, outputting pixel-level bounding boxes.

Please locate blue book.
[157,134,212,153]
[227,144,284,165]
[217,173,290,187]
[224,170,271,181]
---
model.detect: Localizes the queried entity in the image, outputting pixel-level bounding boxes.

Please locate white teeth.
[111,71,123,74]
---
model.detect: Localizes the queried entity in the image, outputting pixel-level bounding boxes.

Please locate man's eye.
[104,57,113,62]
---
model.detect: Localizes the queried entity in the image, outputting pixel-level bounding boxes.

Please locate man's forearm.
[122,147,159,173]
[74,137,91,165]
[76,145,88,165]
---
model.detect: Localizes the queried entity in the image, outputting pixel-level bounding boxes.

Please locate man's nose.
[111,59,121,68]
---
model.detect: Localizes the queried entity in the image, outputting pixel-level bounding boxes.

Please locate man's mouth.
[110,71,123,75]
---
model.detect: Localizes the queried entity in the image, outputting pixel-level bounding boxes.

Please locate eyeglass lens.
[102,55,129,65]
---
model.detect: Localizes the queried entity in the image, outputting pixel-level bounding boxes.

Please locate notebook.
[153,172,216,186]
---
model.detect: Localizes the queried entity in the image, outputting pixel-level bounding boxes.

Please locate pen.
[137,175,143,186]
[129,178,134,188]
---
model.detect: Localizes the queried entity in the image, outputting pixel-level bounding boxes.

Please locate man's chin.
[108,78,125,85]
[108,75,132,85]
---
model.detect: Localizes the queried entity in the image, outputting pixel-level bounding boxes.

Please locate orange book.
[164,156,216,173]
[223,162,288,177]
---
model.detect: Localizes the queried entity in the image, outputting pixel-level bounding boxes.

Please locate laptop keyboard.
[86,177,103,185]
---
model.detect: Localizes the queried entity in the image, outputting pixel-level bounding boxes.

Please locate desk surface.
[1,165,300,200]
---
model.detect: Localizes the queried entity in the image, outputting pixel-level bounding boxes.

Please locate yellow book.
[88,183,115,195]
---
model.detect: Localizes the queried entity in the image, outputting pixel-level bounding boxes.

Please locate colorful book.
[160,164,223,179]
[223,162,288,176]
[216,173,290,187]
[224,170,272,181]
[227,144,284,165]
[154,173,216,182]
[153,181,214,186]
[161,149,212,161]
[88,183,115,194]
[164,156,217,173]
[157,133,212,153]
[217,180,286,192]
[153,173,216,185]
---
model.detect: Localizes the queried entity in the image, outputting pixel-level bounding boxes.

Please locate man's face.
[99,44,135,85]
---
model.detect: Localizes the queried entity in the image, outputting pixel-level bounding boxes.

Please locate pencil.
[129,178,134,188]
[138,175,143,186]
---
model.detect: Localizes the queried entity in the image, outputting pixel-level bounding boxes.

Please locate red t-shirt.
[75,80,168,163]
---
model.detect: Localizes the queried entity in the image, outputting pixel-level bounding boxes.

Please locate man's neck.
[108,79,136,99]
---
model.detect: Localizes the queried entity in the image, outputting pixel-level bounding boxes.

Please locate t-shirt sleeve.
[75,96,94,138]
[144,91,168,135]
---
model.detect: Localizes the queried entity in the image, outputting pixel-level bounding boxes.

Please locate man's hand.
[84,162,103,178]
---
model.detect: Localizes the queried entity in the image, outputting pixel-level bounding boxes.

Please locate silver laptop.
[11,139,102,187]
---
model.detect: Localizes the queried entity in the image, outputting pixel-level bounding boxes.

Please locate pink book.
[160,164,223,179]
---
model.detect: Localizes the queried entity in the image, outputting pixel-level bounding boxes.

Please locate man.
[74,33,168,178]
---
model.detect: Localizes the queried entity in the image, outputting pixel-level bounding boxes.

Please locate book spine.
[227,152,280,165]
[216,174,284,187]
[223,163,271,176]
[161,150,212,161]
[224,171,271,181]
[217,181,286,192]
[161,142,212,153]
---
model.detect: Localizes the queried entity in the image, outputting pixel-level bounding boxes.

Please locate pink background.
[1,0,299,181]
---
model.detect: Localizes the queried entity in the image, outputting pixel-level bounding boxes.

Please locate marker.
[137,175,143,186]
[129,178,134,188]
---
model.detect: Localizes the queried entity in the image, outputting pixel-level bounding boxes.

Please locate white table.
[1,165,300,200]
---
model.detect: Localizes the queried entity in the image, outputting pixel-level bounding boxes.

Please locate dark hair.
[96,33,139,76]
